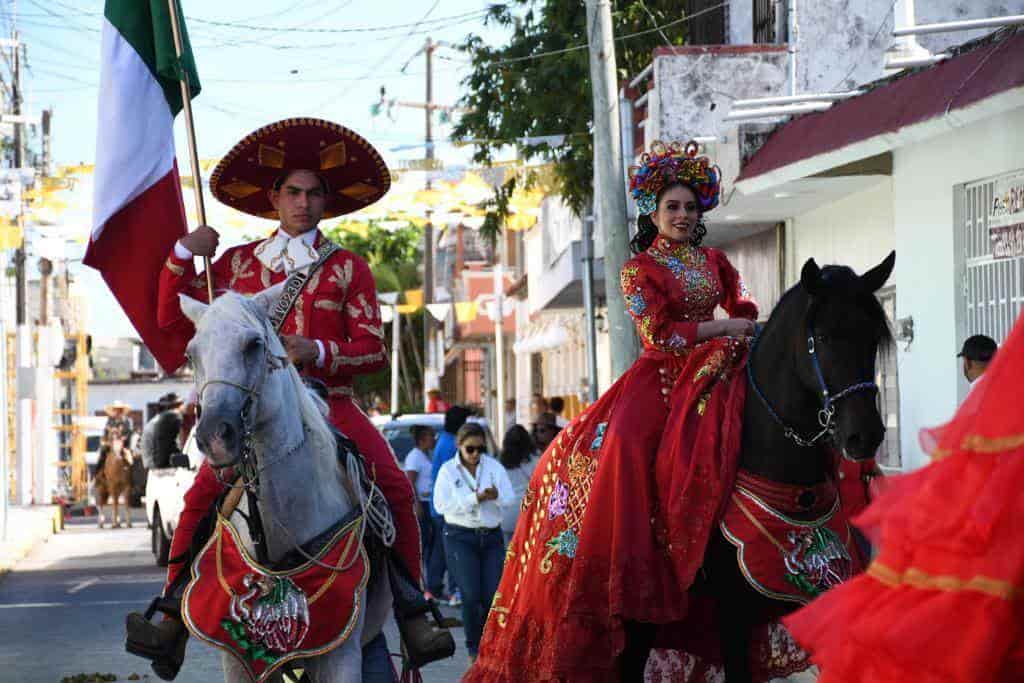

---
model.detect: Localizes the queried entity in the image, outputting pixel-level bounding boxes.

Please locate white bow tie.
[254,233,318,274]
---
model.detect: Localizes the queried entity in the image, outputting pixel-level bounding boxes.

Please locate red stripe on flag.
[84,162,193,373]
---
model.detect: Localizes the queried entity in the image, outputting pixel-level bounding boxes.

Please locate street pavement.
[0,508,471,682]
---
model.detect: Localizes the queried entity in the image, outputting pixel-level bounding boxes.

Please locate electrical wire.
[466,1,729,69]
[186,6,494,34]
[829,0,899,91]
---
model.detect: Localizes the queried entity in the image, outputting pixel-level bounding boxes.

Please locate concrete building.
[622,4,1024,470]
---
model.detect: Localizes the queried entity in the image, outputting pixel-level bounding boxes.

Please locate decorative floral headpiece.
[628,140,721,216]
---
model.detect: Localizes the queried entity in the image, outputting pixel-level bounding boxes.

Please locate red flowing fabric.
[785,310,1024,683]
[466,238,761,681]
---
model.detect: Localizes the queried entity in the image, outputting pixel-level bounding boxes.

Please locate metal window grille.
[957,176,1024,347]
[753,0,778,44]
[685,0,727,45]
[875,288,900,470]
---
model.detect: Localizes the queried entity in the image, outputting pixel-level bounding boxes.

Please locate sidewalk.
[0,504,64,574]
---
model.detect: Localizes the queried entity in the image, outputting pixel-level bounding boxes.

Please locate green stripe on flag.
[104,0,201,115]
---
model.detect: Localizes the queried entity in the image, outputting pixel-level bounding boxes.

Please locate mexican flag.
[85,0,200,372]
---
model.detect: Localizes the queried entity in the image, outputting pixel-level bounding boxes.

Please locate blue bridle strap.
[747,323,878,448]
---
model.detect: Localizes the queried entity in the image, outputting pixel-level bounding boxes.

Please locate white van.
[144,427,202,566]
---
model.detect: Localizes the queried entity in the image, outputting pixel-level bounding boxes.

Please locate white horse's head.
[180,285,329,468]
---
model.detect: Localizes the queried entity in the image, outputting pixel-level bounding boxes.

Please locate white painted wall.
[893,106,1024,471]
[87,381,195,418]
[785,178,896,284]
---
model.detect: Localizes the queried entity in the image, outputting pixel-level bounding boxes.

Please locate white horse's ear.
[179,294,209,324]
[251,281,287,315]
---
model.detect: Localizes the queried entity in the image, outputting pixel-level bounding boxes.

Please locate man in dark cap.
[958,334,998,386]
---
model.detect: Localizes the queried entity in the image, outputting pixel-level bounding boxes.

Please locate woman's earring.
[691,218,708,246]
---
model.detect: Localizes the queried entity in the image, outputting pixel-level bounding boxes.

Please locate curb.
[0,505,63,573]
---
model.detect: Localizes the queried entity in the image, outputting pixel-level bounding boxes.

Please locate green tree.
[323,220,428,413]
[453,1,693,217]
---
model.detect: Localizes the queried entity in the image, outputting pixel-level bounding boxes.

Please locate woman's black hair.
[629,182,708,254]
[455,421,487,447]
[500,424,535,470]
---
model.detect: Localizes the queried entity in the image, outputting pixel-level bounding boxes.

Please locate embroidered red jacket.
[158,230,421,587]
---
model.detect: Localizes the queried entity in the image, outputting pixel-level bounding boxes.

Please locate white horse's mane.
[199,292,336,457]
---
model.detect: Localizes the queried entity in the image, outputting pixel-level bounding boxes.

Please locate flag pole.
[166,0,214,303]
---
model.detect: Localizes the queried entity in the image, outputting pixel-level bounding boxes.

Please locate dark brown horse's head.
[795,251,895,460]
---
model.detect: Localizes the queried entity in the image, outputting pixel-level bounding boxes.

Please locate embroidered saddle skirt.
[182,513,369,682]
[720,470,864,604]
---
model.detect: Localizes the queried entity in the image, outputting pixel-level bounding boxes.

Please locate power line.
[186,7,496,34]
[465,1,729,68]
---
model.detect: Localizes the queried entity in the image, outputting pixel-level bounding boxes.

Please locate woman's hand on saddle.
[281,334,320,368]
[180,224,220,257]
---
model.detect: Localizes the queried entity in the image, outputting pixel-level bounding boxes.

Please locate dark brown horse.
[623,253,895,682]
[704,252,895,681]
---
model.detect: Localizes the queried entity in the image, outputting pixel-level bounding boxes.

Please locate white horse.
[181,287,391,683]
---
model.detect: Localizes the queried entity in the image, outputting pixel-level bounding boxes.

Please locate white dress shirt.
[433,454,516,530]
[174,228,326,367]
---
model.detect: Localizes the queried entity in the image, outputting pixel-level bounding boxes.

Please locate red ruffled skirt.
[785,312,1024,683]
[466,337,753,682]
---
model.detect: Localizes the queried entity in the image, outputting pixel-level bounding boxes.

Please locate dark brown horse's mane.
[767,265,894,349]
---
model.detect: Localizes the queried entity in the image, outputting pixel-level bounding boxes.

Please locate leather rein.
[746,322,878,449]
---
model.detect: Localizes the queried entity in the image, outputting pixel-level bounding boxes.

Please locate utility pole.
[10,20,34,505]
[422,36,435,410]
[40,108,51,176]
[585,0,639,381]
[13,29,24,329]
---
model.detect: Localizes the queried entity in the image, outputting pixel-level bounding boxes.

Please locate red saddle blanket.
[182,513,369,682]
[720,474,863,605]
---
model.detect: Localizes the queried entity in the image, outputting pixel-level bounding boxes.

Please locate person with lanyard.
[429,405,473,605]
[131,118,436,681]
[433,422,515,666]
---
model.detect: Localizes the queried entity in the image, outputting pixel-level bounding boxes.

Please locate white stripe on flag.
[91,16,176,240]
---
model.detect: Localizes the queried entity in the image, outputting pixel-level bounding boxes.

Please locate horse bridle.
[194,335,290,475]
[747,323,878,448]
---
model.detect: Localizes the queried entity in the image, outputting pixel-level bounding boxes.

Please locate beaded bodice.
[645,236,723,323]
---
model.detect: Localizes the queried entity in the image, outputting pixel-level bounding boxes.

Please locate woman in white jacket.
[434,422,515,664]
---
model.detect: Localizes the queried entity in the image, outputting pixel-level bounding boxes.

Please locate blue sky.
[18,0,509,167]
[11,1,514,340]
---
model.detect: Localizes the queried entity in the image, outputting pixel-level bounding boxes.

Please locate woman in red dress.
[465,141,758,681]
[784,311,1024,683]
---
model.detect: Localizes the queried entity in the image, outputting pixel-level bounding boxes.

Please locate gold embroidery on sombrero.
[220,180,262,199]
[319,142,347,170]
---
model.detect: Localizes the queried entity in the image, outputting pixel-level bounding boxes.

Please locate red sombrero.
[209,118,391,220]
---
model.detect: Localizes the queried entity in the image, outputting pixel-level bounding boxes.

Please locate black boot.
[125,598,189,681]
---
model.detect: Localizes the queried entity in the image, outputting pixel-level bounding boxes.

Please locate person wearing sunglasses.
[433,422,515,666]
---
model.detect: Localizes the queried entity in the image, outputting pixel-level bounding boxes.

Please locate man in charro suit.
[138,118,428,680]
